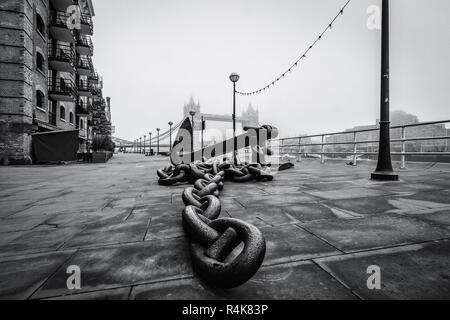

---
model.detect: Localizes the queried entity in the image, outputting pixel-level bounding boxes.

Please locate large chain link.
[157,160,270,288]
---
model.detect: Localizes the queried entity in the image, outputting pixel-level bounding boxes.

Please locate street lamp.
[168,122,173,153]
[139,137,142,154]
[229,72,240,165]
[143,135,147,155]
[157,128,160,156]
[189,111,196,162]
[371,0,398,181]
[149,132,152,156]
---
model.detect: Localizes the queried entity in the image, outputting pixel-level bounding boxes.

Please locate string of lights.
[236,0,352,96]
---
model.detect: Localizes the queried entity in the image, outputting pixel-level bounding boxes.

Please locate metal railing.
[77,79,91,91]
[76,56,93,70]
[48,42,74,63]
[76,35,93,54]
[50,11,72,29]
[48,77,75,96]
[278,120,450,168]
[49,112,57,126]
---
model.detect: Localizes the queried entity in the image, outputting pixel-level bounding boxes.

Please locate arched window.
[36,90,45,109]
[36,52,44,72]
[69,112,74,124]
[36,13,45,35]
[60,106,66,120]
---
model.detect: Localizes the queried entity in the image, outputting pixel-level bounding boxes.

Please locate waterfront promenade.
[0,154,449,300]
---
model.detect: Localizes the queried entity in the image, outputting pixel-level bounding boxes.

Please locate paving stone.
[411,209,450,229]
[280,203,353,222]
[403,190,450,205]
[44,287,131,300]
[32,238,193,299]
[63,220,149,249]
[262,225,341,265]
[145,215,184,241]
[324,196,426,216]
[303,214,450,252]
[236,193,319,208]
[131,261,356,300]
[0,251,76,300]
[316,240,450,299]
[226,207,299,227]
[0,226,83,257]
[306,188,392,201]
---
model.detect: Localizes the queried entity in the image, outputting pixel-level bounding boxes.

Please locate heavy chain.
[157,160,270,288]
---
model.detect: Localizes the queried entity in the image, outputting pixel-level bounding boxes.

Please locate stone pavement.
[0,154,449,300]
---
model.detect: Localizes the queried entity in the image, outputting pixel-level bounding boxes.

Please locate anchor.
[170,117,282,167]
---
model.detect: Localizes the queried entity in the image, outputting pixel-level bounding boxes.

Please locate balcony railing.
[80,13,93,35]
[278,120,450,169]
[76,103,90,116]
[49,11,75,42]
[49,112,57,126]
[48,77,75,96]
[77,79,91,91]
[50,10,71,28]
[76,35,93,55]
[89,71,99,83]
[48,42,74,64]
[76,56,93,76]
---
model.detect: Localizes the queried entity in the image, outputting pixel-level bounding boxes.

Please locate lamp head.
[229,73,240,83]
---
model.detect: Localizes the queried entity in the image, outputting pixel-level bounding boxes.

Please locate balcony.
[48,78,75,102]
[49,111,57,126]
[89,71,99,84]
[76,56,93,76]
[76,102,90,116]
[49,11,75,43]
[77,79,93,97]
[50,0,74,11]
[48,42,75,72]
[76,35,93,56]
[80,13,94,35]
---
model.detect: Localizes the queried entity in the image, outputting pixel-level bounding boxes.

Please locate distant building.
[325,110,449,154]
[241,104,259,128]
[0,0,112,164]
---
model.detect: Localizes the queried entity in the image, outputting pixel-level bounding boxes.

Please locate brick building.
[0,0,112,164]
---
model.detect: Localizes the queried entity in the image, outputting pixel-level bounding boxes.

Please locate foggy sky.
[91,0,450,140]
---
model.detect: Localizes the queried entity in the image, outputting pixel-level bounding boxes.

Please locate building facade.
[0,0,112,164]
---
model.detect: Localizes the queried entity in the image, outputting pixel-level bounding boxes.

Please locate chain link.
[157,160,270,288]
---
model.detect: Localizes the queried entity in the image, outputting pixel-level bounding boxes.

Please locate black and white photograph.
[0,0,449,305]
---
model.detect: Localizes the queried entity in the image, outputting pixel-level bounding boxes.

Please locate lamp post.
[168,122,173,152]
[149,132,152,156]
[371,0,398,181]
[143,135,146,155]
[189,111,196,162]
[157,128,160,156]
[229,73,240,165]
[139,137,142,154]
[201,116,205,155]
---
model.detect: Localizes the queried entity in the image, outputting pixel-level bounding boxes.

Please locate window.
[36,52,44,72]
[69,112,74,124]
[36,13,45,35]
[36,90,45,110]
[80,118,84,130]
[60,106,66,120]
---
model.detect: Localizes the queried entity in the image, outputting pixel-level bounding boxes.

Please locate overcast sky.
[92,0,450,140]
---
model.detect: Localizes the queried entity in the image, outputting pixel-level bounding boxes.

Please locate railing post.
[321,135,325,164]
[401,126,406,169]
[298,137,302,162]
[353,131,358,166]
